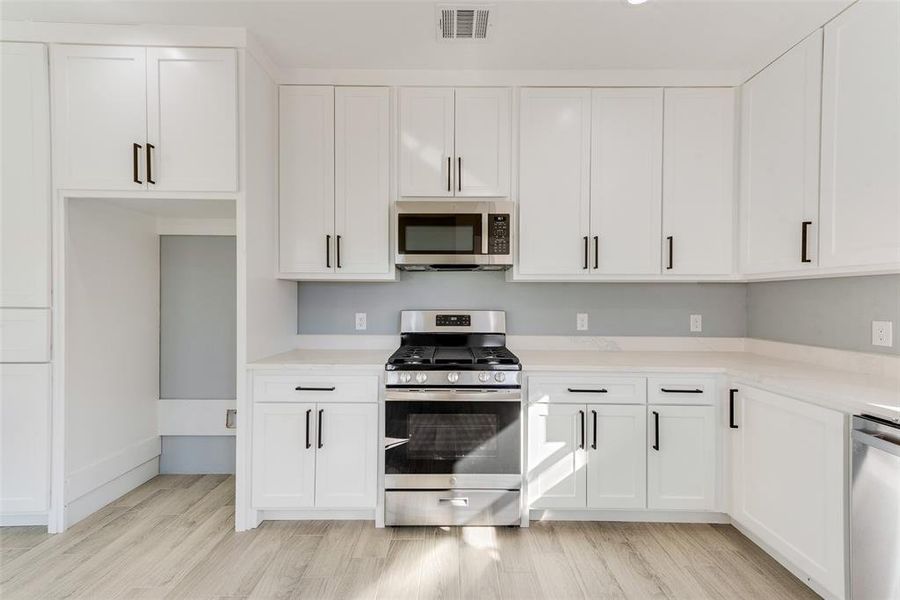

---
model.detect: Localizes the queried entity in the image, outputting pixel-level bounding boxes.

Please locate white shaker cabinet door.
[334,87,392,275]
[52,45,148,191]
[399,87,455,197]
[590,89,663,275]
[730,386,845,599]
[586,404,647,510]
[1,42,51,308]
[146,48,238,192]
[454,87,510,197]
[0,364,50,515]
[518,88,592,276]
[528,402,587,509]
[647,405,716,511]
[314,403,378,509]
[740,31,823,274]
[662,88,736,275]
[251,403,317,509]
[279,86,335,275]
[820,0,900,268]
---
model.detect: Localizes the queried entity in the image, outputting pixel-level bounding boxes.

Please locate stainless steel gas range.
[383,310,523,526]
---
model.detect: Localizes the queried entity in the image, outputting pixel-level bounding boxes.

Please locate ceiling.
[2,0,854,74]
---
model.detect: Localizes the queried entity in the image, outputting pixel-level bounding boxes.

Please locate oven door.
[384,389,522,490]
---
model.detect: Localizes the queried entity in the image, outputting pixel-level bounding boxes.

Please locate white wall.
[244,53,296,363]
[65,199,160,525]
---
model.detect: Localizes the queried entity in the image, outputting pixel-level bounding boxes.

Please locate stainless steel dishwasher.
[850,414,900,600]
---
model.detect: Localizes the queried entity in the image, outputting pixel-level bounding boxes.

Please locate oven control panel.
[436,314,471,327]
[487,214,510,255]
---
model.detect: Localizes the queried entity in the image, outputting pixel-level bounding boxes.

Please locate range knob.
[447,372,460,383]
[494,372,506,383]
[399,372,411,384]
[415,372,428,384]
[478,372,491,383]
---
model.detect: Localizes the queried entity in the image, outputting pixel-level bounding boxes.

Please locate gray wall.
[298,271,748,337]
[159,236,237,475]
[747,274,900,355]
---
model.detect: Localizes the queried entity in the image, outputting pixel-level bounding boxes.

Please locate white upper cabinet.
[334,87,392,275]
[662,88,736,275]
[590,89,663,275]
[740,31,823,274]
[52,44,237,193]
[399,87,510,197]
[518,88,592,276]
[399,87,455,196]
[146,48,237,192]
[279,86,335,275]
[1,43,51,308]
[454,88,511,197]
[52,45,148,191]
[819,0,900,268]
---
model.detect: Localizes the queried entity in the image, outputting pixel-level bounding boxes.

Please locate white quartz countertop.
[249,348,900,421]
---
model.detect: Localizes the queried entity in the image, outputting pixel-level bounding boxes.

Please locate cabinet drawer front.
[385,490,520,526]
[253,374,378,404]
[529,376,646,404]
[647,376,716,405]
[0,309,50,362]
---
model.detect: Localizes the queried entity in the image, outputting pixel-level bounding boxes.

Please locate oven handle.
[385,389,521,402]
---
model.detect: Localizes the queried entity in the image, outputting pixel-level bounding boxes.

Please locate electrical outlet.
[355,313,367,331]
[576,313,589,331]
[690,314,702,333]
[872,320,893,347]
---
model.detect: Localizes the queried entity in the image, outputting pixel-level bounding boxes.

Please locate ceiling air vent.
[437,5,492,41]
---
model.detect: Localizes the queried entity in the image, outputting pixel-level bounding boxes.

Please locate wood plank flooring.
[0,475,819,599]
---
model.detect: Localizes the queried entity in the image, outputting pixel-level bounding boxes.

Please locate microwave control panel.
[488,214,510,255]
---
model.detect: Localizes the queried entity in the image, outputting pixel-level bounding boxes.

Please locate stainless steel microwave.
[394,200,514,271]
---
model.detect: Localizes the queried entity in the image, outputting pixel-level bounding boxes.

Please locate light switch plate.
[576,313,589,331]
[355,313,367,331]
[872,320,893,347]
[690,314,702,333]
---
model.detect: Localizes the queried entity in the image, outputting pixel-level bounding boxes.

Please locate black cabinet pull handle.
[652,410,660,450]
[729,388,739,429]
[305,409,312,449]
[317,409,324,449]
[660,388,703,394]
[666,236,674,270]
[591,409,598,450]
[593,236,599,269]
[458,156,462,191]
[146,143,155,185]
[295,386,336,392]
[325,235,331,268]
[336,235,342,269]
[567,388,608,394]
[132,143,142,184]
[447,157,451,192]
[801,221,812,263]
[583,236,589,269]
[578,410,585,449]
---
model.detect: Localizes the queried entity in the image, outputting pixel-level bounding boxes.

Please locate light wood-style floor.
[0,475,819,600]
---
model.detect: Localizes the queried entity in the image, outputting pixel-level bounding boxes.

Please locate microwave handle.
[482,213,489,255]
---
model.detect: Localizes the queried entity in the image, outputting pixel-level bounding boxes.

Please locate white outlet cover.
[355,312,367,331]
[576,313,589,331]
[872,320,893,347]
[690,314,702,333]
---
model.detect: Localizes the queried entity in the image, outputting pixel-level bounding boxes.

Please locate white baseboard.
[66,457,159,528]
[0,512,48,527]
[529,509,731,524]
[66,435,161,503]
[258,508,375,523]
[157,399,236,436]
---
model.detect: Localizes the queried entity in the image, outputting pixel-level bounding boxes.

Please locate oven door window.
[398,214,482,255]
[385,401,520,475]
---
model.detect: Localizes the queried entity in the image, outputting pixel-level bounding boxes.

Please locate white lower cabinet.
[252,399,377,511]
[1,364,50,516]
[586,404,647,509]
[647,404,716,510]
[528,402,587,509]
[729,385,845,599]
